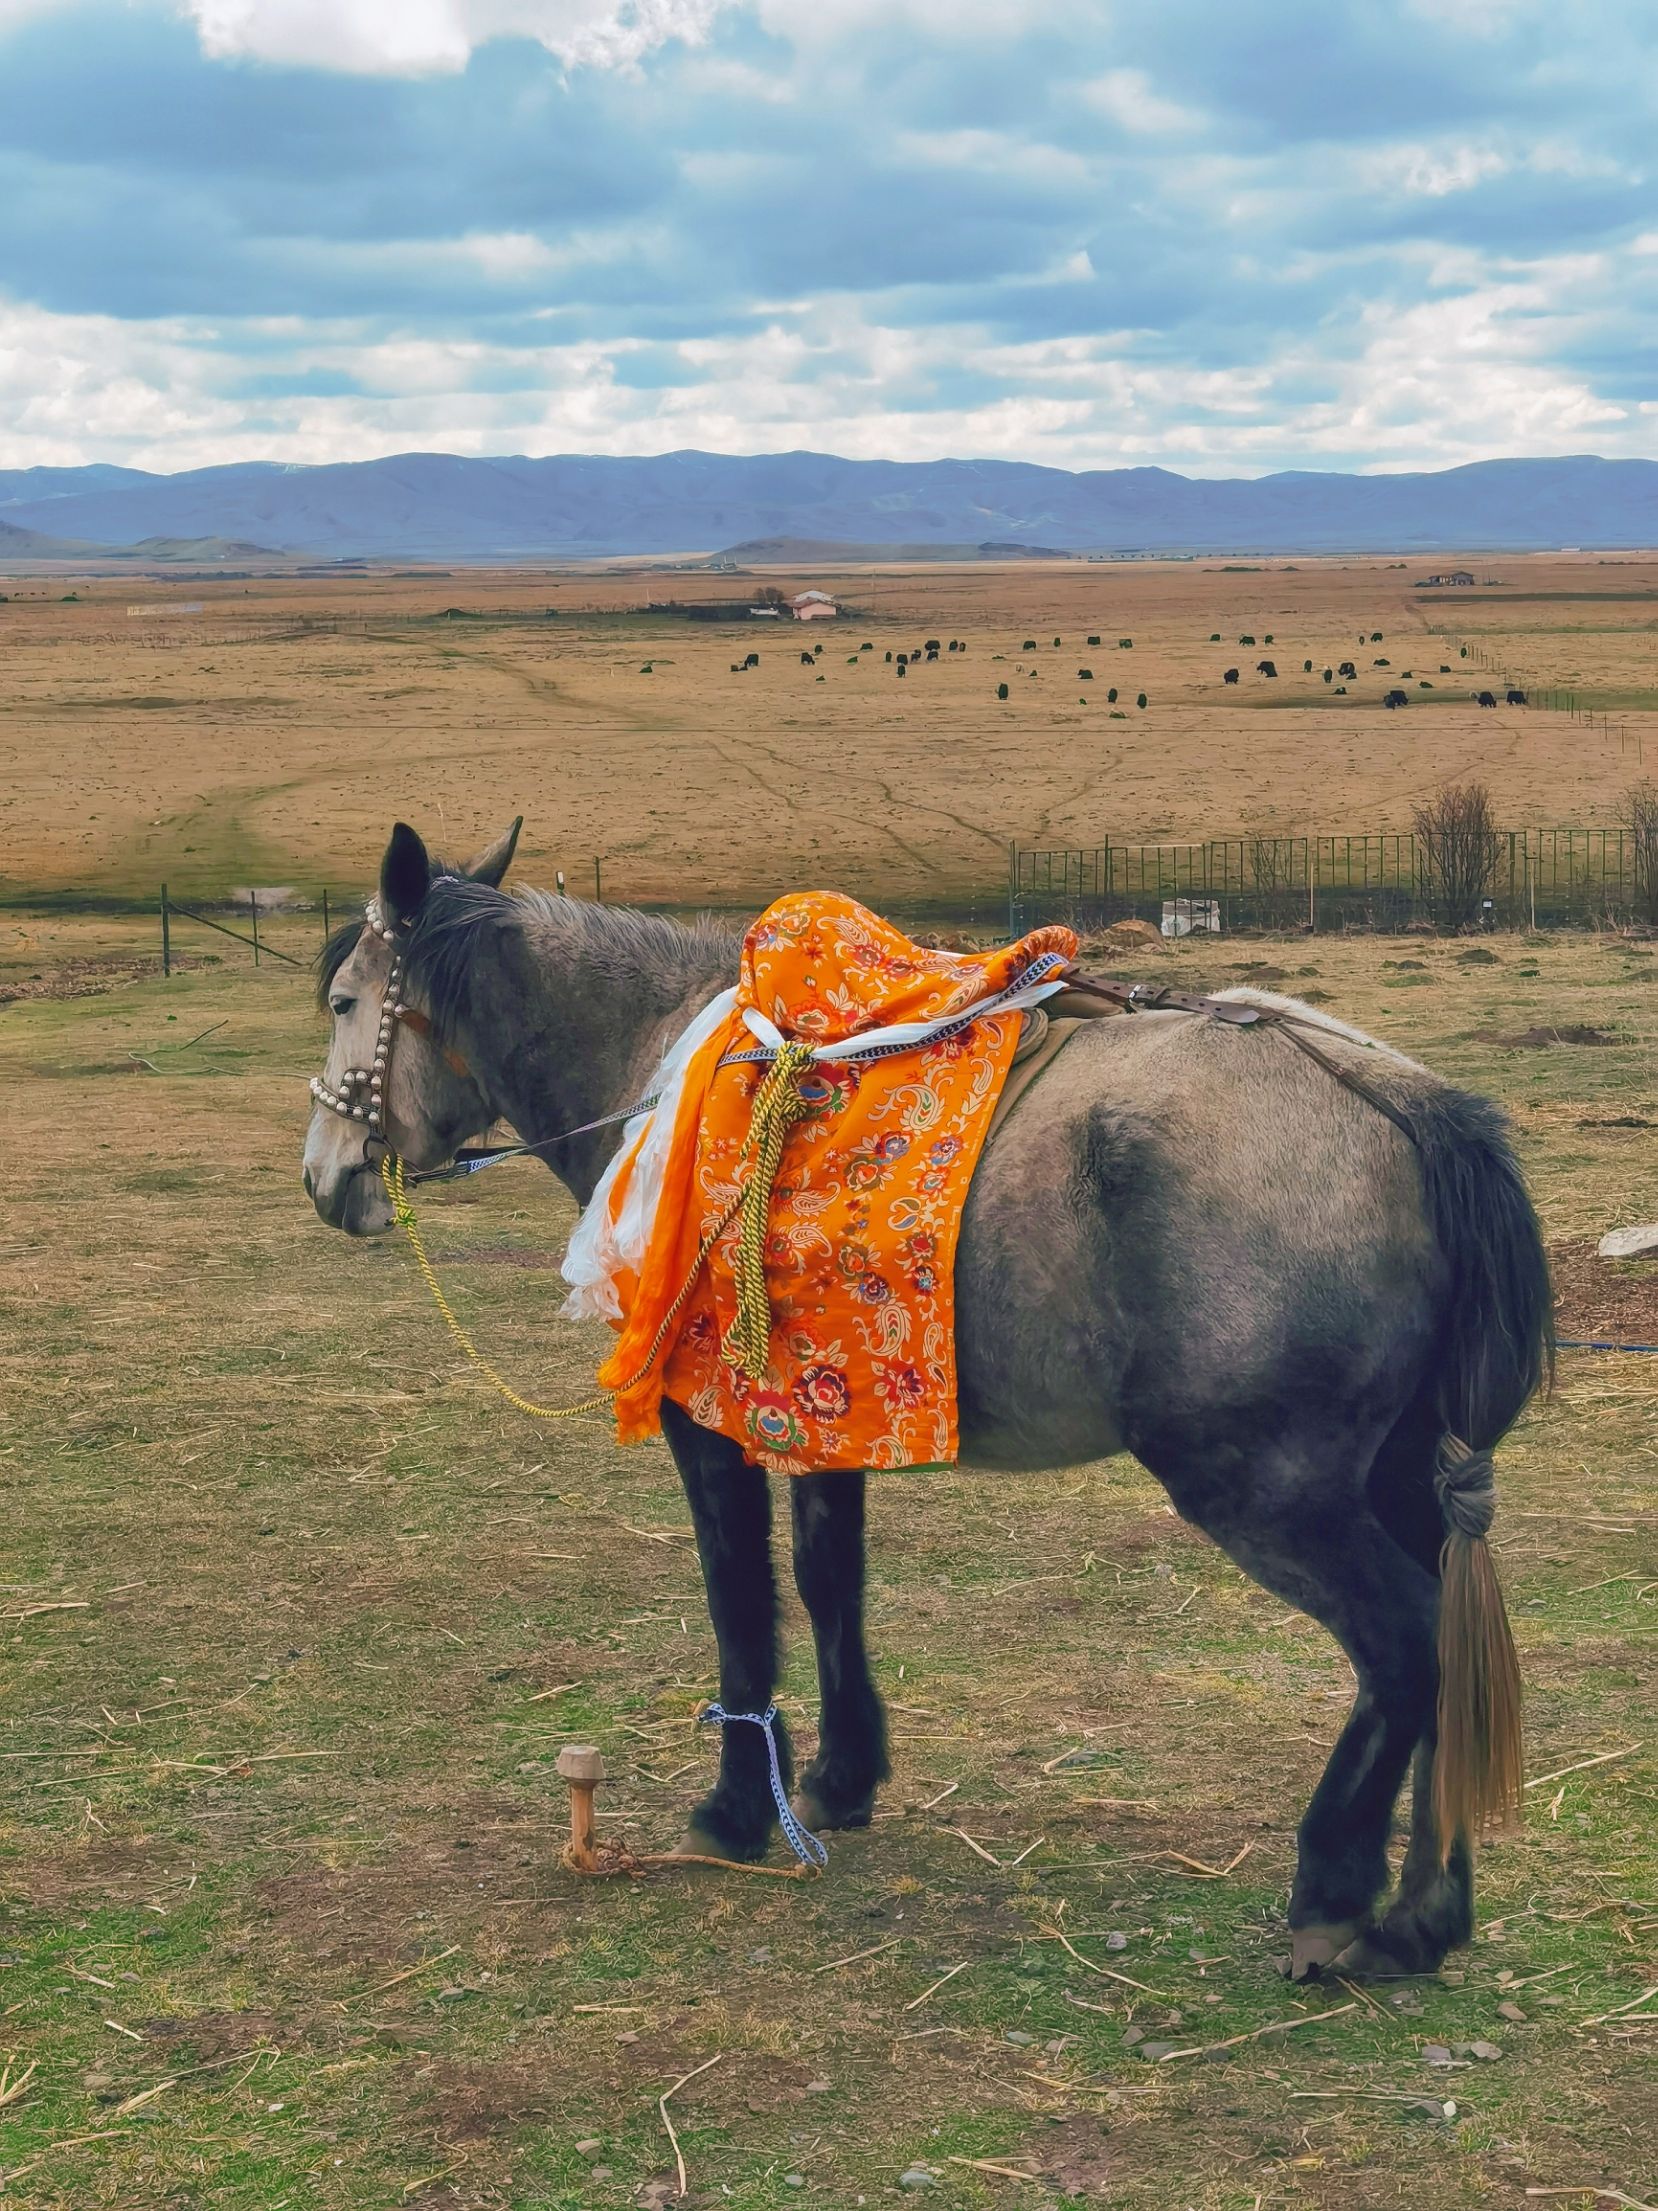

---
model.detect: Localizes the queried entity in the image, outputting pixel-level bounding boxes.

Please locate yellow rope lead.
[383,1144,757,1422]
[720,1038,818,1383]
[385,1152,610,1419]
[382,1041,817,1418]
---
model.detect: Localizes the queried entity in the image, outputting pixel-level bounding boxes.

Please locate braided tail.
[1432,1436,1524,1858]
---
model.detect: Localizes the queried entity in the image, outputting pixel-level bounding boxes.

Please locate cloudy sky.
[0,0,1653,475]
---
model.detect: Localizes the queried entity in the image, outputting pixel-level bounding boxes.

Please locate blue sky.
[0,0,1653,473]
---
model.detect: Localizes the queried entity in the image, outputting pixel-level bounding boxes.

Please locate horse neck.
[461,906,739,1205]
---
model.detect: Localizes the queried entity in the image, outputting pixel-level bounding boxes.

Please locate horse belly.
[949,1133,1130,1474]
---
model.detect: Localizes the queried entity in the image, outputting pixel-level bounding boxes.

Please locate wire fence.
[1009,828,1656,935]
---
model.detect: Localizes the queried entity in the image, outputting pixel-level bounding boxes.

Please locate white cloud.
[180,0,730,76]
[1361,142,1510,197]
[2,248,1648,482]
[1079,69,1204,137]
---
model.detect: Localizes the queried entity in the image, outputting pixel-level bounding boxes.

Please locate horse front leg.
[661,1399,787,1861]
[789,1472,889,1829]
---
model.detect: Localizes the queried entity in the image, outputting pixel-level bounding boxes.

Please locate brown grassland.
[1,557,1655,2209]
[2,551,1656,912]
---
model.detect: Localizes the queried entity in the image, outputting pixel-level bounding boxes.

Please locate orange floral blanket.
[592,894,1077,1472]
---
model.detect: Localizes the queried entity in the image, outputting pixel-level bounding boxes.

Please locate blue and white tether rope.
[699,1702,829,1869]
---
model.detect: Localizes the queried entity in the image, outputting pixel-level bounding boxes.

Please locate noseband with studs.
[308,896,405,1140]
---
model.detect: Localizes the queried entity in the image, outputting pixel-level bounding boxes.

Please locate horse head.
[302,817,520,1235]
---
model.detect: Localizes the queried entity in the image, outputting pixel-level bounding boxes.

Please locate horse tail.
[1407,1085,1551,1857]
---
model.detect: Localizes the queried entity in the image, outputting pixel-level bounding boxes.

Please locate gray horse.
[303,822,1550,1979]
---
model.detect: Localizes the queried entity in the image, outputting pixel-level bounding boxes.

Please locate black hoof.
[1335,1902,1466,1979]
[793,1786,873,1833]
[1286,1920,1368,1981]
[681,1793,774,1864]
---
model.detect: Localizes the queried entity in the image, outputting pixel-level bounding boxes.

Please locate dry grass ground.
[2,921,1655,2210]
[1,553,1655,917]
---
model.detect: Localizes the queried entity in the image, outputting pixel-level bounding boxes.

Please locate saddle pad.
[594,893,1077,1471]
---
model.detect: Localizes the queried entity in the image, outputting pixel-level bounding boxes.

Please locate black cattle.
[1384,689,1409,708]
[1476,690,1497,707]
[1256,659,1277,677]
[924,639,941,654]
[800,651,815,666]
[1322,668,1333,683]
[1223,667,1239,684]
[897,662,907,677]
[743,651,760,669]
[1506,688,1527,705]
[1338,660,1357,678]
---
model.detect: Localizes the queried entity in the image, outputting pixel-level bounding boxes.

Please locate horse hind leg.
[1143,1435,1440,1979]
[1337,1423,1514,1975]
[1333,1736,1474,1976]
[789,1472,890,1829]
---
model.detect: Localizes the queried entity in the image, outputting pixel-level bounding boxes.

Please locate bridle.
[308,897,476,1160]
[309,900,631,1187]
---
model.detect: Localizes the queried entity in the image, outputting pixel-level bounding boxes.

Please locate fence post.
[160,882,171,979]
[1007,839,1016,939]
[321,887,330,941]
[594,857,603,903]
[249,893,260,967]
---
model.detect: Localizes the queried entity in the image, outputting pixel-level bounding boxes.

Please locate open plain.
[2,552,1656,917]
[2,557,1656,2210]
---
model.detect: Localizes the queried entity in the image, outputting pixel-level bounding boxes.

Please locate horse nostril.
[302,1167,315,1200]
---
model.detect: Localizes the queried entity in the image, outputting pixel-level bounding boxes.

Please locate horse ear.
[379,821,430,927]
[465,816,522,888]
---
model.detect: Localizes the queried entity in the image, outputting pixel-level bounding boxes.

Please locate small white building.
[792,590,837,621]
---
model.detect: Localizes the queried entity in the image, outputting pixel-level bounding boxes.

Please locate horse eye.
[329,993,356,1016]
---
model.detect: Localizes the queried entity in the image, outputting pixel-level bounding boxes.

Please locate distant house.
[747,605,783,617]
[792,590,838,621]
[1417,570,1475,587]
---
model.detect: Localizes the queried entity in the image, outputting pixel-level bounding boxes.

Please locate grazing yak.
[1256,659,1277,677]
[1223,667,1240,684]
[1476,691,1497,708]
[800,651,815,666]
[743,651,760,670]
[1338,660,1357,679]
[1384,689,1410,709]
[1507,689,1527,706]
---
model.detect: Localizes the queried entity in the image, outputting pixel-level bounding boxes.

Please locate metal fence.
[1009,829,1652,935]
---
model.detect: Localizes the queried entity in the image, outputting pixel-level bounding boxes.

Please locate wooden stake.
[557,1744,605,1870]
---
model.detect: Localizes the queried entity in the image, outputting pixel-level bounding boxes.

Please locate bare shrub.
[1413,781,1499,931]
[1627,780,1658,926]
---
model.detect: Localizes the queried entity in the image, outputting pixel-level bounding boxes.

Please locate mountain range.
[0,451,1653,561]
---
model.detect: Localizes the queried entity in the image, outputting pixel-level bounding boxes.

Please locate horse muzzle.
[304,1157,395,1237]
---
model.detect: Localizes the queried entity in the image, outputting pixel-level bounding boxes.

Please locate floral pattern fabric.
[596,894,1077,1472]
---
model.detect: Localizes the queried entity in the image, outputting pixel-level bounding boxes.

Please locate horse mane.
[401,879,740,1042]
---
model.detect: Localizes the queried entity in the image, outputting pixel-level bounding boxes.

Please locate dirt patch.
[0,952,212,1004]
[254,1801,557,1969]
[1474,1024,1616,1048]
[1030,2113,1121,2197]
[2,1836,189,1911]
[1551,1237,1658,1344]
[142,2008,285,2061]
[424,2055,556,2143]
